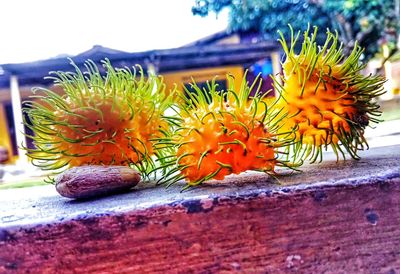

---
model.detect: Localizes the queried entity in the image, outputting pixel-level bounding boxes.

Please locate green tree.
[193,0,400,62]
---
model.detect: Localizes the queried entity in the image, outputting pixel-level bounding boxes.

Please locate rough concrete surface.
[0,145,400,273]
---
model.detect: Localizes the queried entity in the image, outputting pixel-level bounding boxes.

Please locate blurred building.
[0,32,280,163]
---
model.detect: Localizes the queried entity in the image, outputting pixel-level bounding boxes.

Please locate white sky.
[0,0,228,64]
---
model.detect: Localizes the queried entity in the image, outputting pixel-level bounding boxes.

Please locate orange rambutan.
[155,76,293,187]
[272,27,386,162]
[23,59,173,177]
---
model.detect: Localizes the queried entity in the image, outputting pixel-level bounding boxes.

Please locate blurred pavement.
[365,119,400,148]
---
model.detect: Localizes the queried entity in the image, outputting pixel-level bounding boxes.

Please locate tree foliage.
[193,0,400,61]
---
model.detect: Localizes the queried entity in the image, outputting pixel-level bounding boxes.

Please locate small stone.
[55,165,141,199]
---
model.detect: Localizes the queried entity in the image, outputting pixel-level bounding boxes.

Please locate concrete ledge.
[1,145,400,273]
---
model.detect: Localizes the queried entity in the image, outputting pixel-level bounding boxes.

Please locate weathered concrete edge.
[1,167,399,233]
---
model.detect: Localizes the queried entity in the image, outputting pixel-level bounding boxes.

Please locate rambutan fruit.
[272,26,386,162]
[155,75,294,187]
[23,59,173,178]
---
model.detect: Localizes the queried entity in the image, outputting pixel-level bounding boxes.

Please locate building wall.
[389,61,400,96]
[0,86,17,163]
[0,103,14,163]
[162,66,244,94]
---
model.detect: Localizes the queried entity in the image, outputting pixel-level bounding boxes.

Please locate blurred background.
[0,0,399,188]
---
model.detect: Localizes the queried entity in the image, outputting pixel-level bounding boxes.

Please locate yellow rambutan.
[23,59,173,177]
[273,26,386,162]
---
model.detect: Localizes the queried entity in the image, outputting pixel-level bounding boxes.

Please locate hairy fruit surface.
[24,59,173,176]
[156,76,293,187]
[273,27,386,162]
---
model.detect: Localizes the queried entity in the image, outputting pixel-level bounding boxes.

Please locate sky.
[0,0,228,64]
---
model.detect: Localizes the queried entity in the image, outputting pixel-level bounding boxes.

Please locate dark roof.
[0,46,148,88]
[0,42,279,89]
[155,41,278,73]
[185,30,264,46]
[184,30,234,46]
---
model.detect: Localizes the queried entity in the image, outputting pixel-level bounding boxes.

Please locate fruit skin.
[23,59,173,177]
[273,26,386,162]
[156,76,292,187]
